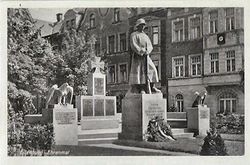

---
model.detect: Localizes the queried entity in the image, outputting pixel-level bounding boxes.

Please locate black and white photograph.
[0,0,249,164]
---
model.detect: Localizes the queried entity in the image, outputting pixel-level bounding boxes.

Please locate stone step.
[174,133,195,139]
[78,137,117,145]
[78,133,118,139]
[168,119,187,128]
[167,112,187,119]
[171,128,189,134]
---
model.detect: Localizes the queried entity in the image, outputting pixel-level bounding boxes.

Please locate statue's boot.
[150,83,161,93]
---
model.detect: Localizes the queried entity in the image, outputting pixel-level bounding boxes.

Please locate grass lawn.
[113,135,244,156]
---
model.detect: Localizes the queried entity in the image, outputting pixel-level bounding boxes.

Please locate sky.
[29,8,69,22]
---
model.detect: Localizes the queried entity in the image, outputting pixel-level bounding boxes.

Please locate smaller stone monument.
[24,83,74,124]
[53,104,78,145]
[187,92,210,136]
[76,56,118,130]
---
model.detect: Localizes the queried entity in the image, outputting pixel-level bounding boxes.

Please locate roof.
[51,21,63,34]
[34,19,53,37]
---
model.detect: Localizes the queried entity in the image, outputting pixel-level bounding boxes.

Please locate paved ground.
[55,144,196,156]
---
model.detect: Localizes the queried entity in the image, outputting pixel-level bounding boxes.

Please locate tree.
[58,27,97,95]
[7,8,57,115]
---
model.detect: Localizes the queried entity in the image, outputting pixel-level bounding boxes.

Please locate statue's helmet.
[135,18,146,27]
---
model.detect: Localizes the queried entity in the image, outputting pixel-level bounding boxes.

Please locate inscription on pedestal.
[55,112,76,124]
[105,99,115,116]
[200,110,209,119]
[83,99,93,116]
[94,99,104,116]
[94,78,104,95]
[144,102,165,119]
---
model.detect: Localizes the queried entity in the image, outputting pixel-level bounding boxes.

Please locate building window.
[226,50,236,72]
[209,10,218,34]
[108,65,116,83]
[108,35,115,53]
[210,53,219,73]
[152,26,159,45]
[118,63,127,83]
[190,55,201,76]
[175,94,184,112]
[225,8,235,31]
[90,14,95,28]
[219,92,237,114]
[114,8,120,23]
[172,18,184,42]
[189,15,201,39]
[95,39,101,55]
[119,33,126,52]
[173,57,184,78]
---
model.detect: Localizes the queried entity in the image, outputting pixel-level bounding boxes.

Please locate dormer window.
[90,14,95,28]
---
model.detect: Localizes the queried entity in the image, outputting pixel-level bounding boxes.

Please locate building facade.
[49,7,244,116]
[164,8,205,113]
[164,7,244,116]
[202,8,244,116]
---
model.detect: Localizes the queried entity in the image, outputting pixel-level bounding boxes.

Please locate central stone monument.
[120,93,166,140]
[76,57,118,130]
[119,18,167,141]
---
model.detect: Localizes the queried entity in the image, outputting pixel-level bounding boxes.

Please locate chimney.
[56,13,63,22]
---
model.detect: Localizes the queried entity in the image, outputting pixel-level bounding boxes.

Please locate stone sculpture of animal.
[45,83,73,108]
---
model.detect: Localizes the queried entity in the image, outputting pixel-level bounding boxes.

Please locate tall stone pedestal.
[120,93,166,141]
[53,104,78,146]
[187,105,210,136]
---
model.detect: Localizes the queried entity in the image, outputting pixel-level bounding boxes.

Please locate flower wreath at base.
[145,116,176,142]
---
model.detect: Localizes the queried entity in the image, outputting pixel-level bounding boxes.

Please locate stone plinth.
[87,72,106,96]
[187,105,210,136]
[120,93,167,141]
[76,95,119,130]
[53,104,78,146]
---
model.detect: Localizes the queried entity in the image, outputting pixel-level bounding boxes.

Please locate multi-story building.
[164,7,244,116]
[77,8,133,98]
[52,7,244,116]
[34,13,64,51]
[202,8,244,115]
[164,8,204,113]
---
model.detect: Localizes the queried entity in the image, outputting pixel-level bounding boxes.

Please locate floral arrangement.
[145,116,176,142]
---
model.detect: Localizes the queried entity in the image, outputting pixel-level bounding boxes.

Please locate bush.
[8,114,55,156]
[168,106,178,112]
[21,123,54,151]
[200,128,228,156]
[8,145,69,156]
[212,113,244,134]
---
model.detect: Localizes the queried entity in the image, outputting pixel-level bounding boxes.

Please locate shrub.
[21,123,54,151]
[212,113,244,134]
[168,106,177,112]
[8,115,55,156]
[8,145,69,156]
[200,128,228,156]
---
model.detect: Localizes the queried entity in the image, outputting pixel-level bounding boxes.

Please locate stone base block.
[81,117,119,130]
[187,105,210,136]
[53,104,78,146]
[120,93,167,141]
[24,114,43,124]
